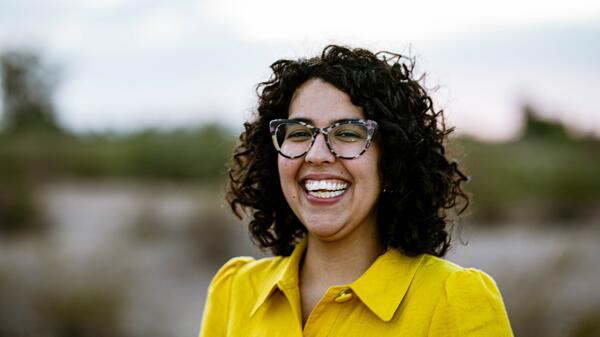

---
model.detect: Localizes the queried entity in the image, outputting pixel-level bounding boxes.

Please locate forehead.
[288,79,364,125]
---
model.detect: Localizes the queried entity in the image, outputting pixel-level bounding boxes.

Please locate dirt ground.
[1,180,598,337]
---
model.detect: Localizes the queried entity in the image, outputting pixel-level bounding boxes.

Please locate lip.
[300,173,350,205]
[304,188,348,205]
[300,173,350,183]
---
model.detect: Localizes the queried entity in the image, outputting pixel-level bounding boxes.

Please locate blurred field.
[0,180,252,337]
[458,108,600,224]
[0,179,599,337]
[1,49,600,337]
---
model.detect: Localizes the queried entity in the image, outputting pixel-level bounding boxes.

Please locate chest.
[228,288,431,337]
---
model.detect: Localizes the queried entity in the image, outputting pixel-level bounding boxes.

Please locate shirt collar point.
[250,283,277,317]
[250,238,307,317]
[350,250,426,322]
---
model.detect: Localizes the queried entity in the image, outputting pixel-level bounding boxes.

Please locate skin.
[277,78,384,323]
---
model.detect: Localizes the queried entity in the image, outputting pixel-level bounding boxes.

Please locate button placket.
[303,288,345,337]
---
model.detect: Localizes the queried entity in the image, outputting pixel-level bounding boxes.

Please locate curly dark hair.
[227,45,469,257]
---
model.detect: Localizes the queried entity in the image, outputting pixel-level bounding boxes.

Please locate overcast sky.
[0,0,599,140]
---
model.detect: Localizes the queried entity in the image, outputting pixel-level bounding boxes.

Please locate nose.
[305,133,335,164]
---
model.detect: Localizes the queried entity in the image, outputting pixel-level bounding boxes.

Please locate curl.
[226,45,469,257]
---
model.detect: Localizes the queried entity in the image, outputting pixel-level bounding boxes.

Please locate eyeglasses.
[269,118,378,159]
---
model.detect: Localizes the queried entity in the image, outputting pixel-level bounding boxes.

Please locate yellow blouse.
[198,240,513,337]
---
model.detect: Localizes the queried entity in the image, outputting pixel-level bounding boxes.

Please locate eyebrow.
[288,117,363,125]
[290,117,313,124]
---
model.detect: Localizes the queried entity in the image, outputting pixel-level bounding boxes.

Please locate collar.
[349,247,425,321]
[250,239,307,317]
[250,239,425,322]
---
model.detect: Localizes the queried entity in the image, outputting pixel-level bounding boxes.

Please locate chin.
[304,221,346,240]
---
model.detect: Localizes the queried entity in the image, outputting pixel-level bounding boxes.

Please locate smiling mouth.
[304,179,349,199]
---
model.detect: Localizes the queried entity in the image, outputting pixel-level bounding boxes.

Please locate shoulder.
[208,255,286,290]
[408,254,463,292]
[418,254,463,276]
[415,255,505,307]
[200,256,286,337]
[417,256,514,336]
[443,267,505,310]
[207,256,255,291]
[418,255,503,305]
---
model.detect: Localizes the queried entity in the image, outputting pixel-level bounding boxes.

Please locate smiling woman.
[198,45,514,336]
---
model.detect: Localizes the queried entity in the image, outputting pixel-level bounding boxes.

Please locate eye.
[285,128,312,141]
[332,125,368,142]
[334,131,361,141]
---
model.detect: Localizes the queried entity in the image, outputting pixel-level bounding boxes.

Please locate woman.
[199,45,513,336]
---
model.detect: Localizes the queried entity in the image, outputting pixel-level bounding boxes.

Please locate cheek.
[277,157,298,190]
[277,157,287,180]
[277,158,303,205]
[363,146,382,184]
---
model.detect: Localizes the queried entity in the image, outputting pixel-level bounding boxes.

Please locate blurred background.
[0,1,599,336]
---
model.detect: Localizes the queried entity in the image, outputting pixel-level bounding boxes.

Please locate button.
[334,289,353,303]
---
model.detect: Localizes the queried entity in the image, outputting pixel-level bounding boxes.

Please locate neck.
[300,229,384,288]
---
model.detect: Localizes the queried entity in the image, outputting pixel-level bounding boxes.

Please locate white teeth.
[308,189,345,199]
[304,179,348,196]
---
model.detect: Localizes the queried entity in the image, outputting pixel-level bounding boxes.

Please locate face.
[277,78,381,243]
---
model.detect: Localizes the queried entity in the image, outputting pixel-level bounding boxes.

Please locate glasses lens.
[274,122,313,157]
[329,123,370,158]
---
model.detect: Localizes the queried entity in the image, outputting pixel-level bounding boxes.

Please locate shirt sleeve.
[198,256,254,337]
[428,268,514,337]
